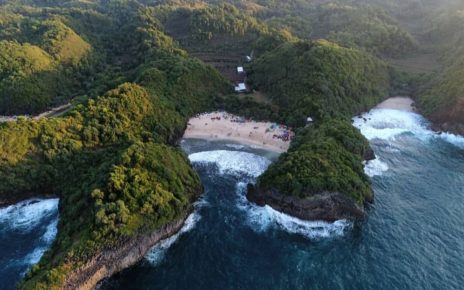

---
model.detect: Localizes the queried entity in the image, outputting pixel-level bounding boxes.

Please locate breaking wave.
[235,182,351,239]
[439,132,464,149]
[22,218,60,266]
[189,150,351,239]
[353,108,464,149]
[189,150,271,177]
[144,196,210,266]
[363,158,389,177]
[0,198,58,231]
[353,109,430,141]
[0,199,59,269]
[145,212,201,266]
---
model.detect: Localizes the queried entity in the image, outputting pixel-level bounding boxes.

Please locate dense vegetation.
[4,0,464,288]
[257,119,373,203]
[415,3,464,133]
[248,40,390,127]
[2,63,227,288]
[257,1,417,57]
[0,13,92,114]
[0,1,231,288]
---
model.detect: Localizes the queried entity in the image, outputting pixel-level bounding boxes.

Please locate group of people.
[266,124,293,142]
[272,131,293,142]
[191,111,294,143]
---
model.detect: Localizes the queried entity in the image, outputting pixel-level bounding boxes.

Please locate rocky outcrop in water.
[429,117,464,137]
[247,186,366,222]
[62,210,192,290]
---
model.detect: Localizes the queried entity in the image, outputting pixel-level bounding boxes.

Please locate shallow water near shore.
[101,109,464,290]
[2,109,464,289]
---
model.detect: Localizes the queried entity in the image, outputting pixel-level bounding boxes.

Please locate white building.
[237,66,244,73]
[234,83,247,93]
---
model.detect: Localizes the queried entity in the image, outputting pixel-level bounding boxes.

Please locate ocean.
[1,108,464,289]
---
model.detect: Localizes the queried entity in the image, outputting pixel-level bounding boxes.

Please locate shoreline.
[375,96,415,112]
[183,134,287,153]
[183,112,294,153]
[65,210,193,290]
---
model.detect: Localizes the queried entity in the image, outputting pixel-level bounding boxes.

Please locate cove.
[101,109,464,289]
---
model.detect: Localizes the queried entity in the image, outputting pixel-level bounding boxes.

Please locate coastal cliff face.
[247,186,366,222]
[426,102,464,136]
[63,211,191,290]
[247,119,375,222]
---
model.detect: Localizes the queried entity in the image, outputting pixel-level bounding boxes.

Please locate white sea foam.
[145,194,210,266]
[21,217,59,266]
[145,212,201,266]
[0,199,61,268]
[42,219,58,243]
[188,150,271,177]
[235,183,351,239]
[353,108,464,149]
[189,151,351,239]
[439,132,464,149]
[23,247,47,266]
[353,109,430,141]
[363,158,389,177]
[0,198,59,231]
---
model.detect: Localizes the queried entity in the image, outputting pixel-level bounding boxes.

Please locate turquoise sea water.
[1,109,464,289]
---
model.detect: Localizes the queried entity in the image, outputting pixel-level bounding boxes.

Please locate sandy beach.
[375,97,415,112]
[183,112,294,153]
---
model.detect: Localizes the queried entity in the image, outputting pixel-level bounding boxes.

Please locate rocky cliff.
[63,210,192,290]
[247,185,366,222]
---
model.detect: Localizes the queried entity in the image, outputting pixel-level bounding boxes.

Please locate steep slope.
[416,4,464,134]
[248,119,373,221]
[246,40,389,221]
[0,1,401,287]
[0,2,230,288]
[1,56,228,288]
[0,41,69,114]
[248,40,390,127]
[0,13,91,114]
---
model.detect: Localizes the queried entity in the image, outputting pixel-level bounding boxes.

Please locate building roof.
[235,83,247,92]
[237,66,244,73]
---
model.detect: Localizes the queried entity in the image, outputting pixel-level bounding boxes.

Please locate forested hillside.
[3,0,463,288]
[415,3,464,134]
[248,40,390,127]
[0,10,93,114]
[0,1,231,288]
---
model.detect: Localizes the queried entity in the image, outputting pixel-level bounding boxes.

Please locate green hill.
[248,40,390,127]
[0,0,411,288]
[0,40,72,114]
[416,4,464,134]
[256,119,373,205]
[0,11,92,114]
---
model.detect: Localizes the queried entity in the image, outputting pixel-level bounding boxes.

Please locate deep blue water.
[0,198,58,289]
[2,109,464,289]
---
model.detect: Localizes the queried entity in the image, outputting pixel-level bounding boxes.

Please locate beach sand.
[183,112,294,153]
[375,97,415,112]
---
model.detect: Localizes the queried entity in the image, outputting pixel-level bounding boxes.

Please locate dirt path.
[0,103,72,123]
